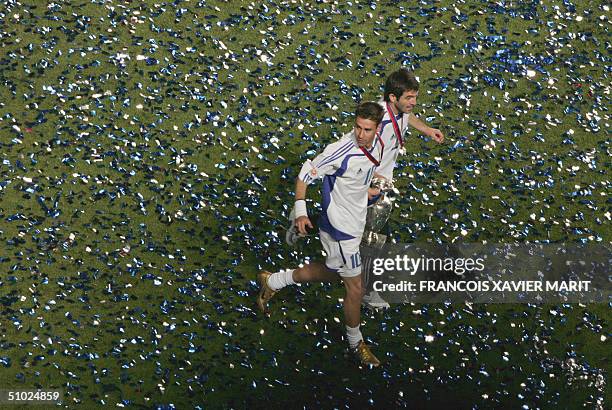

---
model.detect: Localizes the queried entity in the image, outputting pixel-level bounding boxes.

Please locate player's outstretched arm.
[294,178,313,235]
[294,141,347,234]
[408,114,444,143]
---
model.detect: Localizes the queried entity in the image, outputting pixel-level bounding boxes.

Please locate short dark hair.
[384,69,419,101]
[355,102,384,125]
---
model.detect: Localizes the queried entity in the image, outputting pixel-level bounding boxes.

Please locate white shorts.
[319,230,363,277]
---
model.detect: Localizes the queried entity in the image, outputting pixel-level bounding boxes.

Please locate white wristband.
[294,200,307,218]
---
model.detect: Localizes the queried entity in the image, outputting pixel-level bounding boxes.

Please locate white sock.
[267,269,295,291]
[346,325,363,349]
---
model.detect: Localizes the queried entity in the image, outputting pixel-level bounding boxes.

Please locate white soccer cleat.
[362,290,390,309]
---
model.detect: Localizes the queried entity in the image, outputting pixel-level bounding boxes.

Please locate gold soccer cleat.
[256,271,277,315]
[354,341,381,367]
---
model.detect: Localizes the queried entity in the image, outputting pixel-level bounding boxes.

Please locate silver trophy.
[363,176,394,245]
[361,177,395,293]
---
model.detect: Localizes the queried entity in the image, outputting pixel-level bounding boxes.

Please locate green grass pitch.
[0,0,608,408]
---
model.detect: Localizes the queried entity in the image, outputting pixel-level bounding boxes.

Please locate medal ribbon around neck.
[386,102,404,148]
[359,132,384,167]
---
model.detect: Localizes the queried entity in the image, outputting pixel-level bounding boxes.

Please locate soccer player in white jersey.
[257,102,385,367]
[377,68,444,181]
[362,69,445,308]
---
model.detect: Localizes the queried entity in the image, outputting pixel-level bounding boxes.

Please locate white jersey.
[298,132,384,241]
[376,100,411,180]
